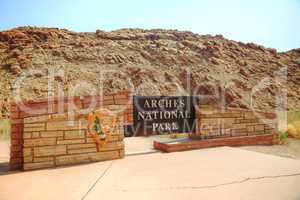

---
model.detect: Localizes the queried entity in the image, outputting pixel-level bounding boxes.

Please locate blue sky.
[1,0,300,51]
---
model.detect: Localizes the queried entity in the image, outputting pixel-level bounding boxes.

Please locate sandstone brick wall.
[192,106,277,139]
[10,91,279,170]
[22,110,124,170]
[10,91,132,170]
[154,134,277,153]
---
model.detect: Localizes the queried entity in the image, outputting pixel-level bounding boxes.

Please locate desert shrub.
[278,131,289,144]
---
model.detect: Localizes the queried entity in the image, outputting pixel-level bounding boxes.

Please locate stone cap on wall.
[195,105,277,119]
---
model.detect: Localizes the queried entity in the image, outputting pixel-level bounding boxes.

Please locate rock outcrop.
[0,27,299,117]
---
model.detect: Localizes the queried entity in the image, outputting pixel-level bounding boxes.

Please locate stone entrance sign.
[133,96,197,135]
[9,90,278,171]
[22,109,125,170]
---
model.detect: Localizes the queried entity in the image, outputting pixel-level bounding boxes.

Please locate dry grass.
[288,111,300,124]
[0,119,10,140]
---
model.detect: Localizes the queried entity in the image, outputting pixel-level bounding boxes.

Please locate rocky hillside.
[0,27,300,117]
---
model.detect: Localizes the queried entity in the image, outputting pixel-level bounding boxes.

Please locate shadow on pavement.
[0,161,10,175]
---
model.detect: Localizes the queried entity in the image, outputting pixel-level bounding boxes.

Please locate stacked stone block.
[10,90,132,170]
[192,106,277,140]
[23,111,125,170]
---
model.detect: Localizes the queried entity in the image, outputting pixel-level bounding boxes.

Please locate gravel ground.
[240,138,300,160]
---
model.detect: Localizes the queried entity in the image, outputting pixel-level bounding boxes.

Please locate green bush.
[278,131,289,144]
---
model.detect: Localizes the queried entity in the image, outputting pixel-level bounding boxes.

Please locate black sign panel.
[133,96,197,135]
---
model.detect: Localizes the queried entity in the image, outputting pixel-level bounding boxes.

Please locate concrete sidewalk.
[124,135,171,155]
[0,147,300,200]
[0,140,9,161]
[0,140,9,173]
